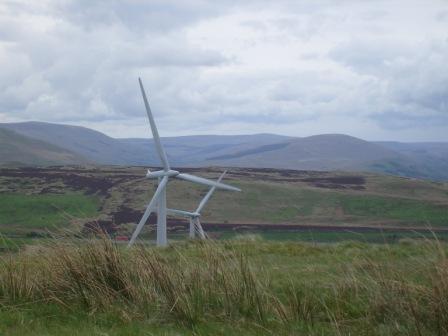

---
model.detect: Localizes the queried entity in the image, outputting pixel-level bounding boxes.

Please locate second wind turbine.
[128,78,241,247]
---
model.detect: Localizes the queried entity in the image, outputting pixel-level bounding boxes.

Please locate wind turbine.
[166,170,227,239]
[128,78,241,247]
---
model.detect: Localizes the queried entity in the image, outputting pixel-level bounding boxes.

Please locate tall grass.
[1,237,448,334]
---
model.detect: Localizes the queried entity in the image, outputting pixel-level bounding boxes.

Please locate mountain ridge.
[1,121,447,180]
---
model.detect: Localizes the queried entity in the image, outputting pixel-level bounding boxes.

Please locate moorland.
[1,165,448,335]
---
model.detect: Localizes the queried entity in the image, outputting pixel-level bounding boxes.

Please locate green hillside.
[0,128,89,166]
[0,193,100,233]
[1,166,447,236]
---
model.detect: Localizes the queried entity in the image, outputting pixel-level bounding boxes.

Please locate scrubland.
[1,237,448,335]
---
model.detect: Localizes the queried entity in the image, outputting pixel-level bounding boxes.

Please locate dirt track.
[109,206,448,233]
[197,222,448,233]
[111,217,448,234]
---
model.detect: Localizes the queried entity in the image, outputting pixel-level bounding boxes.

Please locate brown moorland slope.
[1,166,447,236]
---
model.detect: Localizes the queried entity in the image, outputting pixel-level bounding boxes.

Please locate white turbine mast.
[128,78,241,247]
[166,170,227,239]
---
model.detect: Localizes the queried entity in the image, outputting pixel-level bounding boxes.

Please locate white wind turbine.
[128,78,241,247]
[166,170,228,239]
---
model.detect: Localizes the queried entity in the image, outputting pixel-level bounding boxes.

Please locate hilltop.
[1,122,448,180]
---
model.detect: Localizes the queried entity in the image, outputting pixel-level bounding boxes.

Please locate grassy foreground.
[1,237,448,335]
[0,193,100,233]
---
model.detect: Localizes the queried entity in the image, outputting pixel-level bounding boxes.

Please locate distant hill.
[201,134,445,180]
[121,133,291,166]
[1,121,447,180]
[373,141,448,180]
[0,128,88,166]
[0,122,289,166]
[204,134,400,170]
[0,122,151,165]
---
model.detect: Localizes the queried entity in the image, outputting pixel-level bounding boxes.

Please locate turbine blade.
[128,176,169,247]
[195,218,206,239]
[216,170,227,183]
[138,78,170,171]
[176,173,240,192]
[195,170,227,213]
[167,208,196,218]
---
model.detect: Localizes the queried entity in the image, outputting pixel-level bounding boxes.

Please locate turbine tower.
[166,170,228,239]
[128,79,241,247]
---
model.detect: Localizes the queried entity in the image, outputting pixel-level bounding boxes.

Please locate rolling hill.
[0,122,151,165]
[0,122,290,166]
[1,121,447,180]
[0,128,89,166]
[205,134,401,170]
[374,141,448,180]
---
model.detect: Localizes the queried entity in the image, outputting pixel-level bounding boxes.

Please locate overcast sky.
[0,0,447,141]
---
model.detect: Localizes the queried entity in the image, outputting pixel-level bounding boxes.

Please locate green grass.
[6,229,448,254]
[217,230,448,243]
[0,193,100,232]
[340,194,448,225]
[0,305,272,335]
[202,181,448,226]
[0,237,37,252]
[2,238,448,335]
[137,228,448,245]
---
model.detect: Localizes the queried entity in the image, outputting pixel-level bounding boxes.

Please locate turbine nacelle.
[166,208,200,218]
[146,169,179,179]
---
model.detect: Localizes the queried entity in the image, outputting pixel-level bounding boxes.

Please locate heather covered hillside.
[1,166,447,238]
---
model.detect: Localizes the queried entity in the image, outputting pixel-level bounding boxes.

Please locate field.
[1,238,448,335]
[0,193,99,234]
[1,166,448,243]
[1,166,448,334]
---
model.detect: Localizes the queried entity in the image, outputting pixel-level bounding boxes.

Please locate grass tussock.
[1,237,448,334]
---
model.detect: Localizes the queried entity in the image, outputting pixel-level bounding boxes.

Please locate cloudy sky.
[0,0,447,141]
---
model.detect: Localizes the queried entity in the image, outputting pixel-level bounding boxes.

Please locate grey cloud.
[372,110,448,130]
[56,0,239,32]
[329,37,448,129]
[329,39,414,74]
[436,10,448,22]
[0,0,447,141]
[0,0,230,123]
